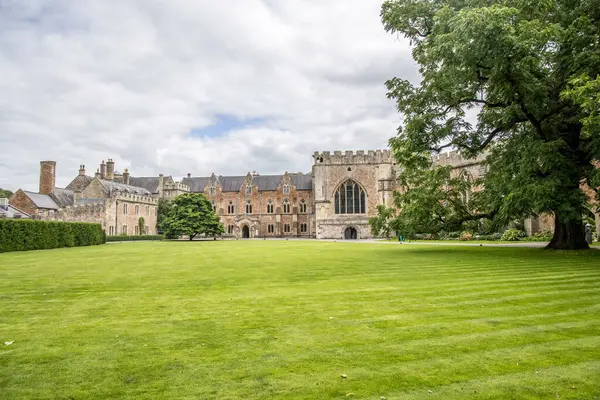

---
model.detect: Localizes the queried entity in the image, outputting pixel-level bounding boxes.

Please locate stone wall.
[48,202,108,228]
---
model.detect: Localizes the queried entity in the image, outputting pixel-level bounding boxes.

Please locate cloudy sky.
[0,0,418,191]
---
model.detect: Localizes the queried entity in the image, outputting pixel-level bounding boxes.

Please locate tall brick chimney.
[106,159,115,181]
[39,161,56,195]
[123,168,130,185]
[100,160,107,179]
[95,168,101,179]
[79,164,86,176]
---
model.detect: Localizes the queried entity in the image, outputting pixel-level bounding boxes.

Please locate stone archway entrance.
[242,225,250,239]
[344,227,358,240]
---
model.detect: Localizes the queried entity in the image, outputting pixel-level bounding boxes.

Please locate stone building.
[312,150,397,239]
[10,160,158,235]
[10,147,570,239]
[182,171,314,239]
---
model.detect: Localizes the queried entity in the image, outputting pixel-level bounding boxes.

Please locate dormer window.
[246,184,252,195]
[210,185,216,196]
[283,184,290,194]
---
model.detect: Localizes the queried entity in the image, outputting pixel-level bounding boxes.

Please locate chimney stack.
[39,161,56,195]
[187,173,191,178]
[106,159,115,181]
[100,160,107,179]
[95,168,101,179]
[123,168,130,185]
[79,164,86,176]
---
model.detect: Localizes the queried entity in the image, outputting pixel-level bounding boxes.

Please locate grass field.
[1,241,600,399]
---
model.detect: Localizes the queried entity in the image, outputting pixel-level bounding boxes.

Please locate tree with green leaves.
[156,198,172,233]
[380,0,600,249]
[369,205,398,239]
[0,188,13,199]
[160,193,224,240]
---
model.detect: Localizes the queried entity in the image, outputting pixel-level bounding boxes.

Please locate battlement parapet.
[164,181,190,192]
[432,150,487,168]
[313,149,393,165]
[113,192,158,204]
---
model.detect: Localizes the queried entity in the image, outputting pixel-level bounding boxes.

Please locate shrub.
[501,229,527,241]
[522,229,553,242]
[106,235,165,242]
[459,231,473,241]
[447,231,461,239]
[477,232,503,241]
[0,219,105,253]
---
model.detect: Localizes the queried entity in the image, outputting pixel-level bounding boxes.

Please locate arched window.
[284,224,291,233]
[135,205,139,215]
[246,184,252,195]
[245,200,252,214]
[283,184,290,194]
[228,201,234,214]
[299,199,307,213]
[283,199,290,214]
[210,185,216,196]
[334,180,366,214]
[266,200,274,214]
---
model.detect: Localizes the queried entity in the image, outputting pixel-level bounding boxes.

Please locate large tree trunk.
[545,213,589,250]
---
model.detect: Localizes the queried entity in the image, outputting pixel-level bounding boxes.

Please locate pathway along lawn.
[1,241,599,399]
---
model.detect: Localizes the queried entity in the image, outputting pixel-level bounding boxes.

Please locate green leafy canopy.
[380,0,600,249]
[160,193,224,240]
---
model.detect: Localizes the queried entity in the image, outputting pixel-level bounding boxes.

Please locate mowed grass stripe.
[1,241,600,399]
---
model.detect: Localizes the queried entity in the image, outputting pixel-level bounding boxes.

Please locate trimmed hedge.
[106,235,165,242]
[0,219,106,253]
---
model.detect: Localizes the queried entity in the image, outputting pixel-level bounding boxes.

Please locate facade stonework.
[312,150,396,239]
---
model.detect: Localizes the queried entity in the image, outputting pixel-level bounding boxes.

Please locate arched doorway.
[242,225,250,239]
[344,227,358,240]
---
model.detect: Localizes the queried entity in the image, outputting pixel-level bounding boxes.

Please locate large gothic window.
[334,180,366,214]
[266,200,274,214]
[228,201,234,214]
[245,200,252,214]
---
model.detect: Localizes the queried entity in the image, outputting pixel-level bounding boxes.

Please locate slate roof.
[291,174,313,190]
[181,177,211,192]
[182,173,312,193]
[50,188,74,208]
[23,191,60,210]
[128,177,161,194]
[98,180,152,196]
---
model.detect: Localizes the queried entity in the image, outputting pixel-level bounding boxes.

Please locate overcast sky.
[0,0,418,192]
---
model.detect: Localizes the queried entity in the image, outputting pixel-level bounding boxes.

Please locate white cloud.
[0,0,418,191]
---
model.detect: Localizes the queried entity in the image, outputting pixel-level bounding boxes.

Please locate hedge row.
[106,235,165,242]
[0,219,106,253]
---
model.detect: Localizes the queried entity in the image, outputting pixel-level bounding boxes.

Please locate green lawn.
[1,242,600,399]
